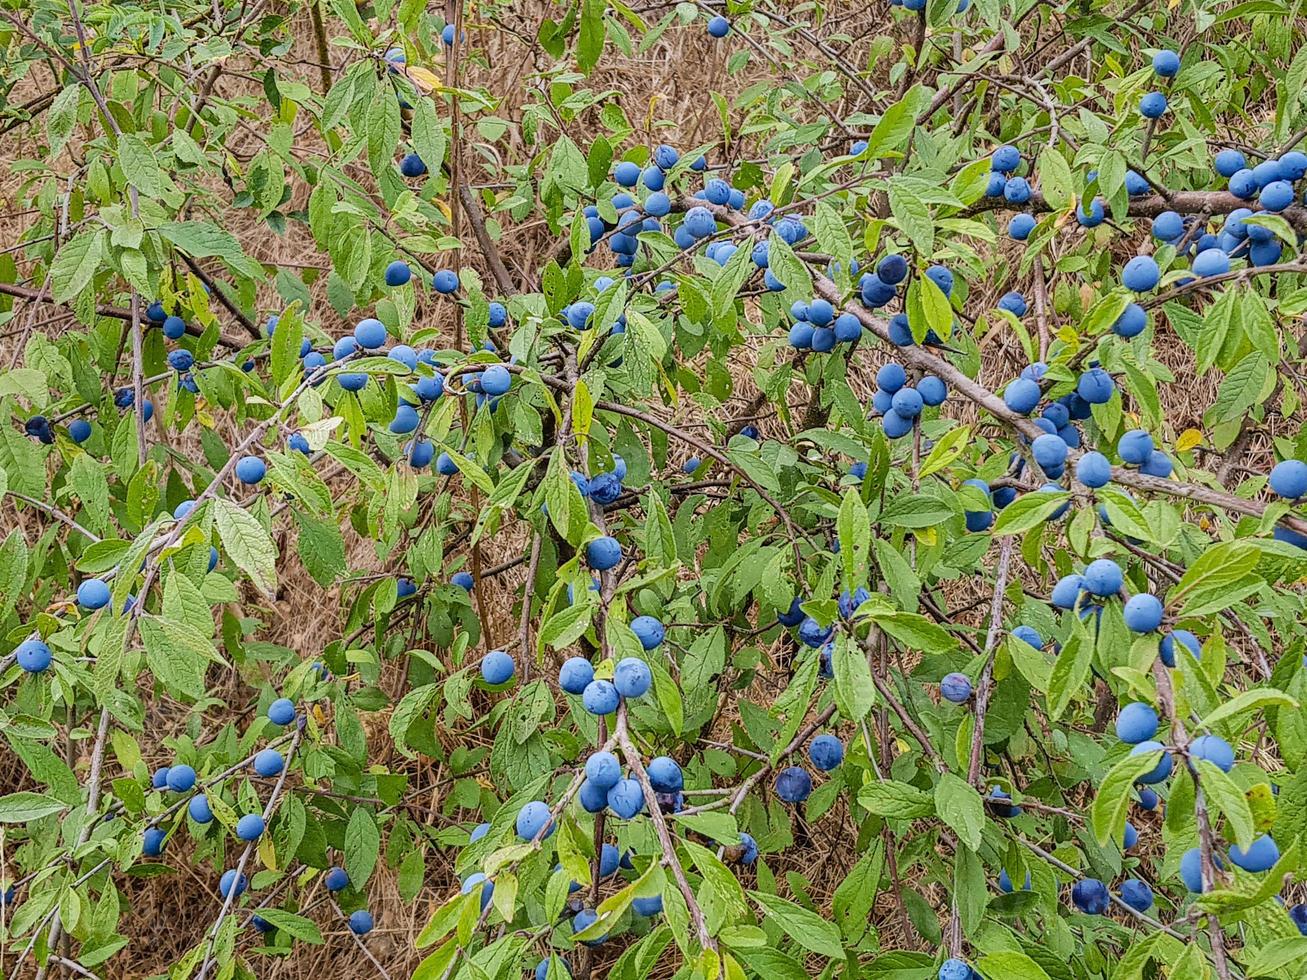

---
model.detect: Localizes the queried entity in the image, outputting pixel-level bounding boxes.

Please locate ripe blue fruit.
[940,672,972,703]
[925,265,954,296]
[1118,428,1154,465]
[875,254,908,285]
[1261,180,1295,212]
[811,327,836,352]
[578,779,608,813]
[1229,168,1259,198]
[648,756,683,792]
[1123,594,1164,632]
[1152,49,1180,75]
[809,734,844,771]
[1118,700,1160,747]
[1139,92,1167,117]
[1075,451,1112,488]
[607,778,644,818]
[325,866,350,891]
[1122,255,1160,292]
[1076,197,1105,226]
[832,313,862,343]
[1189,734,1235,773]
[918,375,947,406]
[349,910,373,935]
[707,14,729,36]
[234,455,266,485]
[641,166,665,191]
[1003,378,1041,415]
[876,362,907,394]
[189,794,214,823]
[582,679,619,715]
[1270,459,1307,499]
[266,700,295,731]
[585,536,622,571]
[788,323,814,349]
[1292,904,1307,936]
[535,957,572,980]
[1004,176,1031,204]
[68,418,92,443]
[143,827,166,856]
[632,894,662,916]
[432,269,459,294]
[384,261,411,286]
[77,578,111,610]
[683,207,716,239]
[1281,151,1307,179]
[435,452,459,477]
[1077,367,1115,404]
[775,766,812,803]
[1008,214,1035,240]
[891,387,923,418]
[614,657,652,698]
[613,161,640,187]
[653,144,679,170]
[354,318,387,349]
[986,172,1007,196]
[991,145,1020,173]
[399,153,426,177]
[1082,559,1123,596]
[1160,628,1202,667]
[1071,878,1109,914]
[1032,433,1068,470]
[585,751,622,790]
[152,767,171,789]
[461,873,493,911]
[516,800,555,840]
[1137,787,1159,810]
[939,960,971,980]
[236,814,265,841]
[252,749,284,777]
[162,314,187,340]
[1131,741,1172,784]
[1152,211,1184,241]
[1214,148,1246,177]
[166,764,196,793]
[997,291,1027,316]
[1051,574,1083,609]
[407,439,435,468]
[1230,834,1279,872]
[988,786,1021,817]
[15,639,52,673]
[882,410,914,439]
[797,616,834,649]
[480,649,515,685]
[389,404,419,435]
[219,869,247,899]
[630,616,665,650]
[778,597,805,627]
[1180,847,1211,891]
[998,868,1031,892]
[167,349,195,373]
[469,822,490,844]
[1112,302,1148,339]
[1119,879,1153,911]
[1011,625,1041,648]
[559,657,594,694]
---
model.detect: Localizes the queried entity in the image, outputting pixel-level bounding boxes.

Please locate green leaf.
[977,951,1052,980]
[1197,688,1297,731]
[832,633,875,723]
[1196,759,1255,850]
[117,132,165,198]
[813,201,853,267]
[837,487,870,591]
[887,180,933,256]
[0,791,68,822]
[993,491,1068,535]
[253,909,324,944]
[1092,747,1164,846]
[344,806,381,888]
[858,779,935,818]
[212,498,278,597]
[749,891,843,959]
[934,772,984,850]
[50,229,106,303]
[159,222,263,279]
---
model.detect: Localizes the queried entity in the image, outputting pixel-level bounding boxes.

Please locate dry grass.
[0,1,1291,977]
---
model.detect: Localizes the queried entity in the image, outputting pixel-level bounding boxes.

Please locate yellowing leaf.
[1176,428,1204,451]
